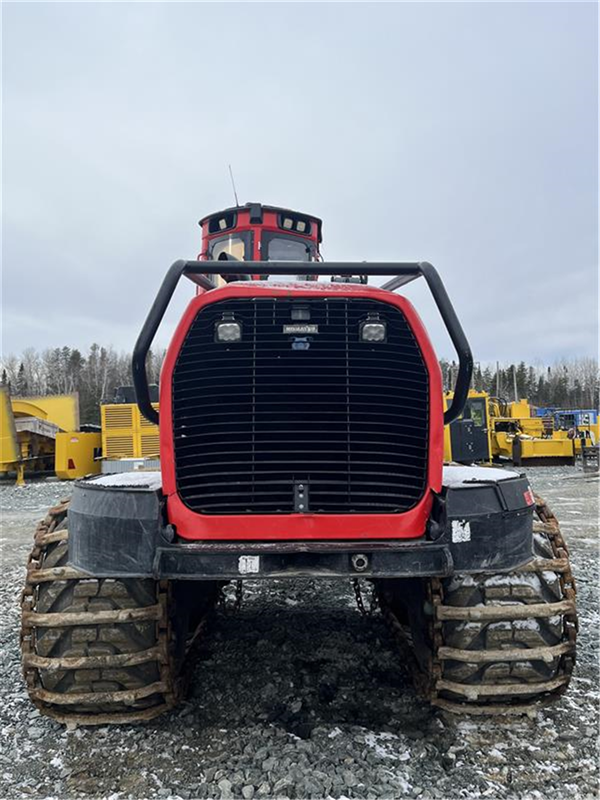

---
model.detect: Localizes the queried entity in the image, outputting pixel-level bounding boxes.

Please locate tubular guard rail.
[132,261,473,428]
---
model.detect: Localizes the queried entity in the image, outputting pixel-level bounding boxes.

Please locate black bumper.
[155,539,453,579]
[67,472,535,580]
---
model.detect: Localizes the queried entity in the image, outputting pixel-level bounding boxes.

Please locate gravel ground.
[0,467,598,800]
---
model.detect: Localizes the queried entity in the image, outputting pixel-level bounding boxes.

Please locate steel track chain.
[379,493,578,715]
[352,578,379,616]
[20,500,212,726]
[22,493,577,722]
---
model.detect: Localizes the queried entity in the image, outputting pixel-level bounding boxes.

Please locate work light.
[360,315,386,343]
[215,314,242,342]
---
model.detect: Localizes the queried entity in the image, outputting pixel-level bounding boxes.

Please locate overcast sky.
[3,2,598,365]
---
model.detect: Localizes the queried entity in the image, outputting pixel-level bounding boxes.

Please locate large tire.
[379,495,577,714]
[20,500,214,726]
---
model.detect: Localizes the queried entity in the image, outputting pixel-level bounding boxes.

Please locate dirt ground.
[0,467,598,800]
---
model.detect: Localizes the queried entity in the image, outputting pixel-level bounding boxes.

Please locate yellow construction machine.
[100,385,160,471]
[0,387,21,477]
[443,390,492,463]
[0,388,101,483]
[488,398,576,466]
[551,409,599,455]
[443,392,580,466]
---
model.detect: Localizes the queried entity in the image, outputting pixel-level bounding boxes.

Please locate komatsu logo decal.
[283,324,319,334]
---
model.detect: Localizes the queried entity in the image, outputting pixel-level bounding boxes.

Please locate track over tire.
[20,499,218,726]
[378,494,578,715]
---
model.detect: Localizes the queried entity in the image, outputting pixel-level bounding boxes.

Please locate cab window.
[465,399,486,428]
[265,235,311,262]
[210,235,247,261]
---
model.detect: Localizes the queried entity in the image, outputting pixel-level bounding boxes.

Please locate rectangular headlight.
[216,314,242,342]
[360,317,386,342]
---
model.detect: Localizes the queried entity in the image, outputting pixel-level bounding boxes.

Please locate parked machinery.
[99,385,160,472]
[443,390,492,464]
[20,203,577,725]
[552,409,599,455]
[0,389,100,483]
[443,393,581,467]
[489,398,576,466]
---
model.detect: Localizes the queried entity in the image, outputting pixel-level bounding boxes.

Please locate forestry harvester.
[21,203,577,725]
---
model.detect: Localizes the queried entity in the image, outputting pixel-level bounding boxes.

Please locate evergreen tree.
[43,349,62,394]
[472,364,484,391]
[482,365,493,394]
[68,349,84,395]
[536,376,546,406]
[16,363,28,396]
[527,366,538,402]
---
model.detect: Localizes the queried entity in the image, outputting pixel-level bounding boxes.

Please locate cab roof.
[199,202,323,242]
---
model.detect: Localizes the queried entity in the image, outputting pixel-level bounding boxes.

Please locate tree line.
[1,345,165,425]
[1,345,597,425]
[440,358,598,410]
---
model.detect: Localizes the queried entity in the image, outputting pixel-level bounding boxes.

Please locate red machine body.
[29,204,573,728]
[158,204,444,542]
[160,281,443,541]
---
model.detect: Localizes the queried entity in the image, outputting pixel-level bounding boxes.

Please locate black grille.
[172,297,429,514]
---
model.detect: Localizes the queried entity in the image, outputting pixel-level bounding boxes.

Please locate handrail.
[132,261,472,426]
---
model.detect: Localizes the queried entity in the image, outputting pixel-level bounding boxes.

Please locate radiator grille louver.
[172,298,429,514]
[104,406,134,429]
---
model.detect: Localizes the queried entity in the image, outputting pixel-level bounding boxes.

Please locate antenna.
[228,164,240,207]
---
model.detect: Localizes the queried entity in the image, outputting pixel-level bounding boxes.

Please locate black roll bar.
[132,261,473,427]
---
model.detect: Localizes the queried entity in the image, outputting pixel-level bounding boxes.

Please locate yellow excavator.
[443,392,580,466]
